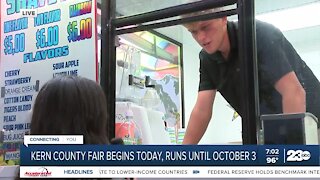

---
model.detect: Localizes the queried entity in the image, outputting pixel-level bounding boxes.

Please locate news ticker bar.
[20,145,320,166]
[20,166,320,178]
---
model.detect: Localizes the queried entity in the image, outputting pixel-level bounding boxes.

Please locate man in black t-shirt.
[182,16,320,144]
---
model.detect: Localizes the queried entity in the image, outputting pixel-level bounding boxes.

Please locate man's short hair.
[181,0,223,19]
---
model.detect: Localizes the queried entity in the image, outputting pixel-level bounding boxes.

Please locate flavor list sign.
[0,0,98,165]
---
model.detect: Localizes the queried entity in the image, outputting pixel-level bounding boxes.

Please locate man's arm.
[183,90,216,144]
[275,71,306,113]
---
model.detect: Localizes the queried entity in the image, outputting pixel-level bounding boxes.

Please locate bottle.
[116,103,142,145]
[124,103,135,144]
[127,103,143,145]
[143,85,160,109]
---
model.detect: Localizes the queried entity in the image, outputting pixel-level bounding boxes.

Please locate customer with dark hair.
[16,76,127,179]
[31,75,110,144]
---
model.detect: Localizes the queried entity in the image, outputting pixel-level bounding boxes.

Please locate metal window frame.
[100,0,259,144]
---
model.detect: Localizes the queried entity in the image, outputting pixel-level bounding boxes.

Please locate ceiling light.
[256,2,320,31]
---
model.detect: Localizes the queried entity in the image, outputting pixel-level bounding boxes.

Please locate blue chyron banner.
[20,145,320,166]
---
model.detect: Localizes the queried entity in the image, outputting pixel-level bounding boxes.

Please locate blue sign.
[20,145,320,166]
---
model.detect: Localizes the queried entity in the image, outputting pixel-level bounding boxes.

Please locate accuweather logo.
[193,170,200,174]
[286,150,311,162]
[24,167,52,177]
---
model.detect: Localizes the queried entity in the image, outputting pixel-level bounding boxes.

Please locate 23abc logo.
[286,150,311,162]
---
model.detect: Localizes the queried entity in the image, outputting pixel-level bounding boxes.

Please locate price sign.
[0,0,98,166]
[36,26,59,49]
[3,33,25,55]
[67,18,92,42]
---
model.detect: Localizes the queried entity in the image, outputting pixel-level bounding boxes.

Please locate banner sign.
[20,145,320,166]
[0,0,98,165]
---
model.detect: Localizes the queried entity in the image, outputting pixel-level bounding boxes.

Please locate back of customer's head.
[31,75,109,144]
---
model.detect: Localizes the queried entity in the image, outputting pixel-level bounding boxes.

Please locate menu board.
[0,0,98,165]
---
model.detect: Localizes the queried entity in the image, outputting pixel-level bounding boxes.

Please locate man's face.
[185,18,227,54]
